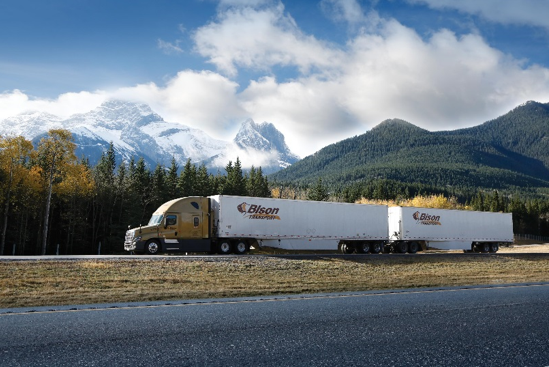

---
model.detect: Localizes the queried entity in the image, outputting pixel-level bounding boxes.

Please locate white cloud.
[239,76,360,155]
[112,70,245,138]
[408,0,549,30]
[157,39,184,54]
[321,0,368,25]
[0,89,107,120]
[192,2,345,77]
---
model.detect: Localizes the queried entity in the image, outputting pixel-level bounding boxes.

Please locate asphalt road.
[1,284,549,366]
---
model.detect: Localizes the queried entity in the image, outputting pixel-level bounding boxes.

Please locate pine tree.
[307,178,329,201]
[179,159,197,197]
[195,163,212,196]
[223,158,246,195]
[166,157,180,200]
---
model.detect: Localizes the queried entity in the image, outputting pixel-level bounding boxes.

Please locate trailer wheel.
[370,242,383,254]
[408,241,419,254]
[341,244,354,254]
[479,243,490,253]
[358,243,370,254]
[145,240,160,255]
[489,243,499,253]
[396,242,409,254]
[218,241,233,255]
[234,241,247,255]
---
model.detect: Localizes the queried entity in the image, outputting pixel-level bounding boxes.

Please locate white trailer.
[388,206,513,253]
[212,196,388,253]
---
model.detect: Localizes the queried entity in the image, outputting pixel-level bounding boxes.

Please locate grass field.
[1,245,548,309]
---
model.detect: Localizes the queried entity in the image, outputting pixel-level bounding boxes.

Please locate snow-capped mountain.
[234,119,299,170]
[0,100,299,173]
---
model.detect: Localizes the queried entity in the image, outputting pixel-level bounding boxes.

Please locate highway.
[1,283,548,366]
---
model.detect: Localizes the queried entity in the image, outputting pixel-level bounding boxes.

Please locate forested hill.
[270,101,549,195]
[447,101,549,167]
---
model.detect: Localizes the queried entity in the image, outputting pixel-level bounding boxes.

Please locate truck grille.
[124,231,134,244]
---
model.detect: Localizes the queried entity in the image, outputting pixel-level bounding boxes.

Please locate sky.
[2,0,549,158]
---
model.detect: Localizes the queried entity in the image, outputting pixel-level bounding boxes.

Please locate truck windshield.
[148,214,163,226]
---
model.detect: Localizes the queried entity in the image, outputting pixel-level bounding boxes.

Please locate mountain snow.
[0,100,298,173]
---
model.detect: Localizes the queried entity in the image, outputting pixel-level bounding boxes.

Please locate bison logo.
[413,211,441,225]
[237,202,248,214]
[237,202,281,220]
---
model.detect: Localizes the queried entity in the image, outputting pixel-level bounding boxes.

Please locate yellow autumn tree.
[356,194,466,210]
[36,129,77,255]
[0,136,33,254]
[56,162,95,254]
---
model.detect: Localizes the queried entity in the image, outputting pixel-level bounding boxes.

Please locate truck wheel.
[358,243,370,254]
[396,242,409,253]
[370,242,383,254]
[145,240,160,255]
[341,244,354,254]
[408,241,419,254]
[489,243,499,253]
[218,241,233,255]
[234,241,247,255]
[479,243,490,253]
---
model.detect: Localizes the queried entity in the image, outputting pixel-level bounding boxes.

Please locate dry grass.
[2,247,549,309]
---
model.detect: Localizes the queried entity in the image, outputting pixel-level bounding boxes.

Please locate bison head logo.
[413,211,420,220]
[237,202,248,214]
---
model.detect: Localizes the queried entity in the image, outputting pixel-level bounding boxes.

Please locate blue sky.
[2,0,549,158]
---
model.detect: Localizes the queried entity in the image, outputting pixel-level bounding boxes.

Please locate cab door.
[162,212,180,249]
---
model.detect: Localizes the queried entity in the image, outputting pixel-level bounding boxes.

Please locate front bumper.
[124,231,145,252]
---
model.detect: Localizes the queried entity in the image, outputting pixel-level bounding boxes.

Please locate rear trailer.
[388,206,513,253]
[211,196,388,253]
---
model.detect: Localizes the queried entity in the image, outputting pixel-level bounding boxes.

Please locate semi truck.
[124,195,388,255]
[123,195,514,255]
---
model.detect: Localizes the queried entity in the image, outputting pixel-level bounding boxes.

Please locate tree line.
[0,130,270,255]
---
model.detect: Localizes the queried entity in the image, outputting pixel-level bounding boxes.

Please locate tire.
[145,240,160,255]
[489,243,499,253]
[341,244,354,254]
[218,241,233,255]
[479,243,490,253]
[396,242,408,254]
[370,242,383,254]
[358,242,370,254]
[408,241,419,254]
[234,241,247,255]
